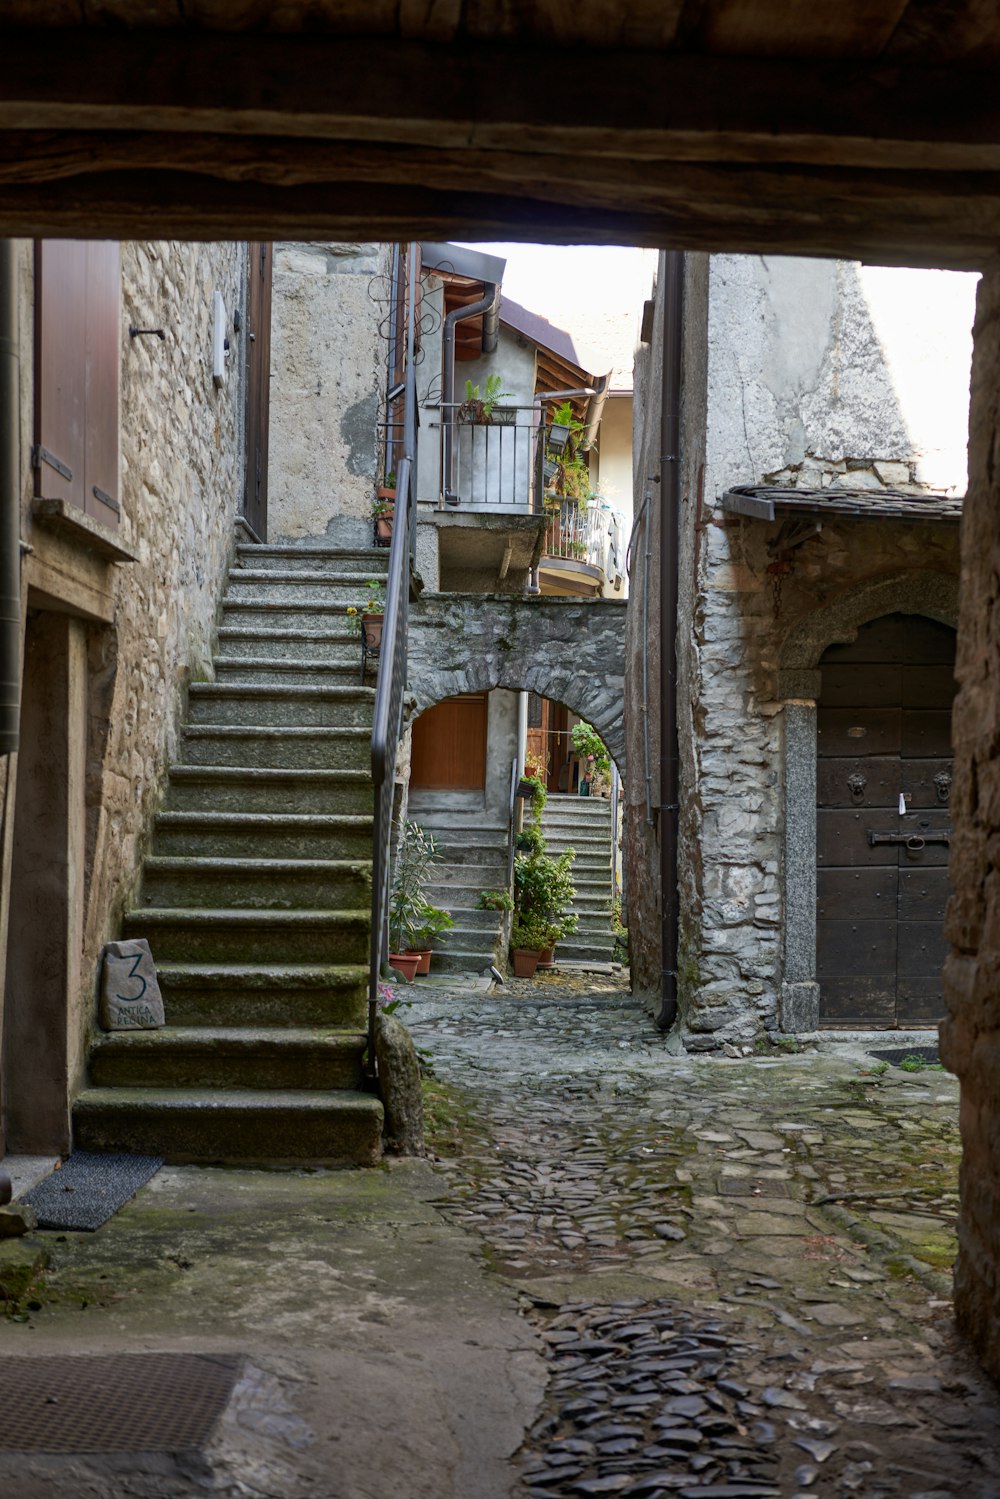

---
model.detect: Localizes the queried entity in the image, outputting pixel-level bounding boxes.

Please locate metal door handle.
[868,831,951,849]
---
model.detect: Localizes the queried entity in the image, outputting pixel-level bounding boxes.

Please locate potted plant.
[510,917,549,978]
[406,902,455,974]
[373,473,395,545]
[346,579,387,654]
[459,373,513,425]
[479,889,514,912]
[388,821,442,978]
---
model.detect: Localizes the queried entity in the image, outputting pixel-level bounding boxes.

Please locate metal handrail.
[507,756,519,891]
[368,243,418,1073]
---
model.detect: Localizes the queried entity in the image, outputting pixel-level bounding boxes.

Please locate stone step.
[215,627,358,663]
[181,724,370,770]
[420,902,502,932]
[73,1087,383,1167]
[418,825,508,847]
[89,1027,367,1091]
[440,924,503,956]
[420,948,498,975]
[225,572,386,606]
[154,811,372,860]
[542,801,612,817]
[188,682,374,729]
[157,962,368,1027]
[543,835,609,854]
[123,907,369,964]
[554,937,617,961]
[165,766,373,816]
[220,601,362,631]
[213,657,363,687]
[141,856,371,911]
[235,545,388,574]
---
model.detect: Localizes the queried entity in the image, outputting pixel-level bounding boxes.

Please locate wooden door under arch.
[815,613,956,1027]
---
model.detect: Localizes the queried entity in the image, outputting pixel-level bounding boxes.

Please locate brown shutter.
[243,241,272,540]
[35,239,121,531]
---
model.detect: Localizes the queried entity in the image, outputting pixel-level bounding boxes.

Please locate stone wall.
[268,242,390,545]
[627,251,973,1043]
[941,270,1000,1380]
[4,238,247,1144]
[408,594,627,772]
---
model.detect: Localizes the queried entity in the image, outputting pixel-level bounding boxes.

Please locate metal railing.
[369,243,418,1071]
[541,498,625,587]
[432,403,544,511]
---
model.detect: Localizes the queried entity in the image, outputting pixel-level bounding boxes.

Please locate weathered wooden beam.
[2,31,1000,173]
[0,155,996,269]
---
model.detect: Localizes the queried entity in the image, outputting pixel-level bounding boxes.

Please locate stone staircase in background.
[540,794,616,964]
[73,543,388,1166]
[406,809,509,974]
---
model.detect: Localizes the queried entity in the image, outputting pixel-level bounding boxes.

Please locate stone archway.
[776,571,960,1033]
[407,594,627,774]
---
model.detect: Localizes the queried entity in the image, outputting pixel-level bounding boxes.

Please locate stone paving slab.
[406,969,999,1498]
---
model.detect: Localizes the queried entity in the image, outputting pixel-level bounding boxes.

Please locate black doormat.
[0,1353,240,1452]
[20,1152,162,1231]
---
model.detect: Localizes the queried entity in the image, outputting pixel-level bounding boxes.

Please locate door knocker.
[934,770,952,805]
[847,772,867,804]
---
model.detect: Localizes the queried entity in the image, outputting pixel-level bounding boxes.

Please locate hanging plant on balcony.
[459,373,512,424]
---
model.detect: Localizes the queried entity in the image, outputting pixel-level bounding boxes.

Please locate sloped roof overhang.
[721,484,963,525]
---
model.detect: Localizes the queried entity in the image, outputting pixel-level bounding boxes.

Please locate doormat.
[867,1044,941,1068]
[20,1151,163,1231]
[0,1352,240,1453]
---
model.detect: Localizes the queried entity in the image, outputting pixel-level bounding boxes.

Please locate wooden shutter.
[410,694,488,790]
[35,240,121,530]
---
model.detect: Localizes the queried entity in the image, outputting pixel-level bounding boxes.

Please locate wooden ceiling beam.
[2,31,1000,173]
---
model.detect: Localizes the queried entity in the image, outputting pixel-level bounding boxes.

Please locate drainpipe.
[579,371,611,452]
[657,252,684,1032]
[0,240,20,755]
[442,281,500,504]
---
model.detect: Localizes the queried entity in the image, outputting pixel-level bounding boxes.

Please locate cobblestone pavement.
[404,971,1000,1499]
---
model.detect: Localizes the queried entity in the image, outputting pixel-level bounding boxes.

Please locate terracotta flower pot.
[537,945,556,969]
[375,512,393,544]
[389,952,420,981]
[362,613,384,649]
[407,948,433,975]
[512,948,542,978]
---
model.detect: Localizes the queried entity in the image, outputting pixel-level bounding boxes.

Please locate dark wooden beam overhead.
[0,27,999,265]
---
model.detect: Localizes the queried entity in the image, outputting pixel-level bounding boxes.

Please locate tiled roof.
[721,484,963,525]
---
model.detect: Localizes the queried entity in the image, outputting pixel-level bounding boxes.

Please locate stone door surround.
[776,570,958,1033]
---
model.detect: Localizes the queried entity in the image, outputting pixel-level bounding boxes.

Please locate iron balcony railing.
[431,402,545,512]
[542,498,625,586]
[369,243,418,1073]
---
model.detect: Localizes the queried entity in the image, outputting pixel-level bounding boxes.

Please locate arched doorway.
[815,613,957,1027]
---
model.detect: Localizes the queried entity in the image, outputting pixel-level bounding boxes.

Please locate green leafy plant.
[461,372,512,424]
[511,916,550,952]
[898,1054,945,1073]
[513,848,578,944]
[479,889,514,912]
[515,825,544,855]
[572,721,611,777]
[389,821,441,953]
[408,903,455,949]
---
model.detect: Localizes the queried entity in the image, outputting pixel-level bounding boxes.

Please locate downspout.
[0,240,20,755]
[442,281,500,504]
[657,252,684,1032]
[579,371,611,452]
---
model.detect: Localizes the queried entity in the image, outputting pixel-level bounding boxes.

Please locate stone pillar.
[781,697,820,1033]
[941,270,1000,1378]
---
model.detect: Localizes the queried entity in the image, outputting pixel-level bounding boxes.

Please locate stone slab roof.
[721,484,963,525]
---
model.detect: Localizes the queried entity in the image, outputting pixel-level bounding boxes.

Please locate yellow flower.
[346,606,358,616]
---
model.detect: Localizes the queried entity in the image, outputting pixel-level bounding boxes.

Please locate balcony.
[539,497,625,597]
[432,403,543,513]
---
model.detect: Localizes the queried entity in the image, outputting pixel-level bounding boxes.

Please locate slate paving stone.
[407,973,1000,1497]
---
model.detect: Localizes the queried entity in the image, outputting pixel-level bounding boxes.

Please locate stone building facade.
[1,239,249,1154]
[627,251,975,1048]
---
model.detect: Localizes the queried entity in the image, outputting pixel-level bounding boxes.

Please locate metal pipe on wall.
[0,240,20,755]
[657,252,684,1031]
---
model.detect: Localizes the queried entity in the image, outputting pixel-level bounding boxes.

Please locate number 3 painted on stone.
[114,951,148,1003]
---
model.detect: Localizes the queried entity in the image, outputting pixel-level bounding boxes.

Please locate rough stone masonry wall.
[83,240,248,1021]
[941,270,1000,1380]
[268,242,391,546]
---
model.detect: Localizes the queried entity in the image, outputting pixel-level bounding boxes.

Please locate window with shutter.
[35,240,121,531]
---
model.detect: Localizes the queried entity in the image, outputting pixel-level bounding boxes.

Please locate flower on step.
[377,981,397,1014]
[346,604,361,636]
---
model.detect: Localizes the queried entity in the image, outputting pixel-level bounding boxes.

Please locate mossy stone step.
[213,658,363,687]
[225,572,387,605]
[165,766,373,815]
[73,1087,383,1166]
[141,855,371,911]
[123,907,369,964]
[181,725,370,770]
[187,682,374,729]
[89,1026,367,1091]
[154,811,373,861]
[215,627,358,663]
[157,962,368,1027]
[219,601,364,632]
[235,544,389,573]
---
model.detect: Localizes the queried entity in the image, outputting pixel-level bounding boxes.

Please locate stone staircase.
[73,544,388,1166]
[540,794,616,963]
[405,802,509,973]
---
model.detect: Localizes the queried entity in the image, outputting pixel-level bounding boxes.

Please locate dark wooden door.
[243,242,272,541]
[410,694,488,790]
[816,613,956,1027]
[35,240,121,529]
